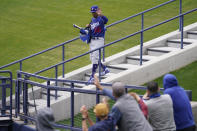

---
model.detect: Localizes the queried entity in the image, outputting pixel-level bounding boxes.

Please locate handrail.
[34,8,197,75]
[0,70,13,119]
[18,70,150,90]
[16,70,194,130]
[0,37,79,70]
[0,0,176,72]
[106,0,175,28]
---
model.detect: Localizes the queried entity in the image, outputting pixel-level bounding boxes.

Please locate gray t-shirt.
[144,94,176,131]
[114,94,153,131]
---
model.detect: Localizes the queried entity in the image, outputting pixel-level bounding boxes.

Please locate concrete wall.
[191,102,197,130]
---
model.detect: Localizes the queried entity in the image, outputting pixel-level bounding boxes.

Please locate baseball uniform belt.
[91,37,103,40]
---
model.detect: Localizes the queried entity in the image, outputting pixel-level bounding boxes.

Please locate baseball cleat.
[86,76,94,85]
[101,68,110,76]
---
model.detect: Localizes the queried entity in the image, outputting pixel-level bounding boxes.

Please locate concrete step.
[187,31,197,39]
[167,39,192,48]
[147,47,178,56]
[84,72,115,81]
[126,55,157,65]
[107,64,139,71]
[28,99,47,114]
[63,82,85,88]
[167,38,196,48]
[41,89,61,100]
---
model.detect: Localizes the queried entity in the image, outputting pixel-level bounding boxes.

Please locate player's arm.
[97,8,108,24]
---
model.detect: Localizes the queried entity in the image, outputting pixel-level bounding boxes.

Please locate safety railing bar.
[52,123,82,131]
[0,70,13,78]
[34,30,141,75]
[17,78,105,94]
[17,76,162,94]
[18,71,137,87]
[19,114,82,130]
[35,8,197,75]
[106,0,175,28]
[17,70,167,92]
[0,37,79,70]
[143,8,197,32]
[0,0,175,71]
[18,71,49,81]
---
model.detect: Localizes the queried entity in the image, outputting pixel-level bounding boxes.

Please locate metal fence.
[0,0,177,76]
[16,70,149,130]
[0,70,13,119]
[0,0,196,130]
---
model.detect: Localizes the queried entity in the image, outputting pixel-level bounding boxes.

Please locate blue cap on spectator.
[90,5,98,13]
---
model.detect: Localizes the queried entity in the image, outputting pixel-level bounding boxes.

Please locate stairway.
[19,22,197,122]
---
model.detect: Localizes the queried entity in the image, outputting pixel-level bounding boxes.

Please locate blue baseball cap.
[90,5,98,13]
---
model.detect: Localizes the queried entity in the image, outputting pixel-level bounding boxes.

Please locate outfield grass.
[0,0,196,77]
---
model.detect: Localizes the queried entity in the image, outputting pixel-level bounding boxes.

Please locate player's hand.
[96,8,102,16]
[86,24,90,28]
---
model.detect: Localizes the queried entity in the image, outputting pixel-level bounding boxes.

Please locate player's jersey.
[90,16,108,38]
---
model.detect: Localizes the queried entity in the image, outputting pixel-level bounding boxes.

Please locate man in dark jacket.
[163,74,196,131]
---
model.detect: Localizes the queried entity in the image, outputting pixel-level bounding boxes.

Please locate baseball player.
[83,5,110,84]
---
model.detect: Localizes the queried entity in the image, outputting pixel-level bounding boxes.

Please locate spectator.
[93,75,152,131]
[94,75,148,119]
[143,81,176,131]
[80,98,117,131]
[130,92,148,119]
[36,107,56,131]
[163,74,196,131]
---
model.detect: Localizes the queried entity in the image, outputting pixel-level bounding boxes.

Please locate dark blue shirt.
[88,110,121,131]
[90,16,108,38]
[88,89,121,131]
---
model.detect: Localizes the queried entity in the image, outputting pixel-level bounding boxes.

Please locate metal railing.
[0,70,13,119]
[16,70,151,130]
[0,0,195,130]
[16,70,193,130]
[0,0,176,78]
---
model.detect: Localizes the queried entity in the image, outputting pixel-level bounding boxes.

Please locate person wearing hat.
[84,5,110,84]
[80,99,118,131]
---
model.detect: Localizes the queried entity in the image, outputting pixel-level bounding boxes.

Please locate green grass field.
[0,0,197,129]
[0,0,197,77]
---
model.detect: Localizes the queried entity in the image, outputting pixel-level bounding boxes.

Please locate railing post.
[140,13,144,66]
[103,47,105,62]
[16,73,21,117]
[97,49,101,104]
[179,0,182,31]
[55,66,58,100]
[125,87,128,93]
[47,81,51,107]
[19,61,22,71]
[1,78,6,116]
[9,73,13,119]
[23,76,29,124]
[62,45,65,78]
[181,15,184,49]
[70,82,74,128]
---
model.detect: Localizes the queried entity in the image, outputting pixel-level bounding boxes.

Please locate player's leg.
[88,40,99,84]
[99,62,109,76]
[95,38,109,76]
